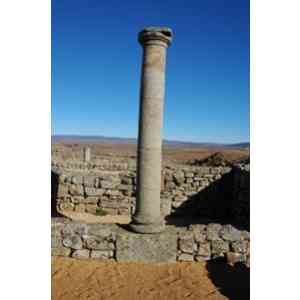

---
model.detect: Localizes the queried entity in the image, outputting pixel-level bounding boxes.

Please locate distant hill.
[52,135,249,150]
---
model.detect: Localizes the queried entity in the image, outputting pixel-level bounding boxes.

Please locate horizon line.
[51,134,250,146]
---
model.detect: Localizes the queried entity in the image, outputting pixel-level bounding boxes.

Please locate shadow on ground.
[165,168,249,231]
[51,170,64,217]
[206,258,250,300]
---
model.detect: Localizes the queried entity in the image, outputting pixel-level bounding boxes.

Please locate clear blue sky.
[52,0,249,143]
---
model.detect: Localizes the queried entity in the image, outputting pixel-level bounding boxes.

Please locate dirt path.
[52,257,249,300]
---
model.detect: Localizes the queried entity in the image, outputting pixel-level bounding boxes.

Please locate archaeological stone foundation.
[51,27,250,264]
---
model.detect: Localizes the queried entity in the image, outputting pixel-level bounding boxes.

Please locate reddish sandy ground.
[52,257,249,300]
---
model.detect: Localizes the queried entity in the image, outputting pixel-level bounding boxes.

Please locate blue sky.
[52,0,249,143]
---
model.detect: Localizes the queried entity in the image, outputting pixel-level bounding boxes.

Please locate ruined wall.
[51,218,250,265]
[52,160,250,227]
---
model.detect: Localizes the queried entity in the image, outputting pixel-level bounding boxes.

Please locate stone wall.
[51,218,250,265]
[52,160,250,227]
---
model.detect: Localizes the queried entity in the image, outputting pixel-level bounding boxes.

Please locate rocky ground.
[52,257,249,300]
[52,142,249,164]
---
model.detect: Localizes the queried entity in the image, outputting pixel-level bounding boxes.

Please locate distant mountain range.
[52,135,249,150]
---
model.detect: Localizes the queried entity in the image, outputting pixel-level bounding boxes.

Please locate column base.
[129,218,165,234]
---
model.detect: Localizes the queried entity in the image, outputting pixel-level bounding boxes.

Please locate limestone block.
[116,230,177,263]
[57,184,69,198]
[86,236,115,250]
[69,184,84,196]
[85,187,105,197]
[87,224,117,239]
[178,253,194,262]
[197,242,211,259]
[211,240,230,255]
[83,176,97,187]
[62,234,83,250]
[178,233,194,254]
[220,225,242,242]
[90,250,114,260]
[51,234,62,248]
[173,172,185,185]
[160,198,171,216]
[231,240,248,253]
[71,196,85,204]
[59,202,74,212]
[118,207,131,215]
[100,199,119,208]
[72,249,90,259]
[58,174,67,184]
[71,175,83,185]
[100,180,118,189]
[206,223,222,241]
[241,231,250,240]
[185,172,194,178]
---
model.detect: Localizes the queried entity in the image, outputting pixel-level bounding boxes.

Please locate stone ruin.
[51,27,250,265]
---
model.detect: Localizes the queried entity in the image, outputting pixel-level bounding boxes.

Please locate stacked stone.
[55,171,137,215]
[51,158,136,172]
[52,219,250,266]
[162,166,232,214]
[51,219,117,260]
[53,164,237,218]
[178,223,250,266]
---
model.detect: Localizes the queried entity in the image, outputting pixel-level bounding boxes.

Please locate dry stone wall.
[51,218,250,265]
[52,160,250,227]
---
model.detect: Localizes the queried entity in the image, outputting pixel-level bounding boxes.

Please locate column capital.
[138,27,173,47]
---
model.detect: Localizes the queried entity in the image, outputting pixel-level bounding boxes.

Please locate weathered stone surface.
[71,175,83,185]
[86,236,115,250]
[173,172,185,185]
[116,230,177,263]
[87,224,117,239]
[69,184,84,196]
[72,249,90,259]
[161,198,172,216]
[231,240,248,253]
[51,247,71,257]
[85,187,105,197]
[241,230,250,240]
[195,255,210,262]
[59,202,74,211]
[220,225,242,241]
[207,223,222,241]
[85,204,98,214]
[100,180,118,189]
[179,233,194,254]
[84,196,99,204]
[71,196,85,204]
[90,250,114,260]
[62,234,83,250]
[57,184,69,198]
[51,234,62,248]
[178,253,194,262]
[226,252,246,265]
[197,242,211,260]
[83,176,97,187]
[211,240,230,254]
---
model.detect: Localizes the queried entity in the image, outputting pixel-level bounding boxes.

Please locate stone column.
[130,27,173,233]
[83,147,91,162]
